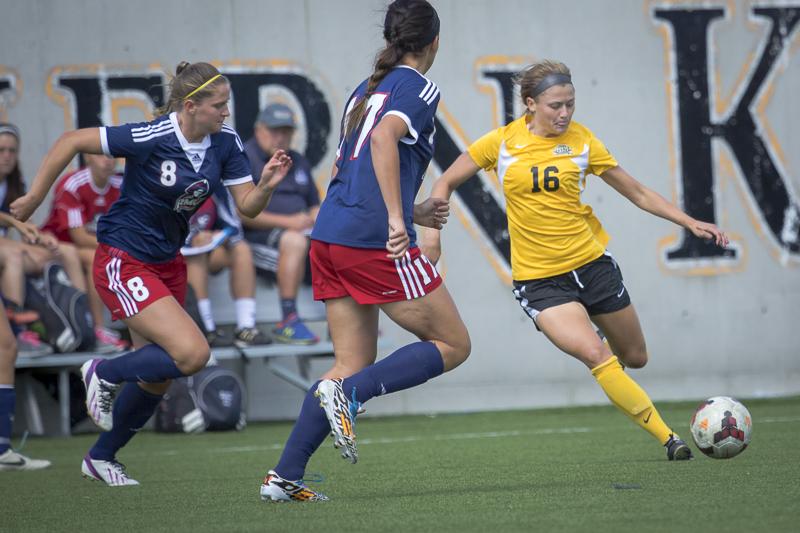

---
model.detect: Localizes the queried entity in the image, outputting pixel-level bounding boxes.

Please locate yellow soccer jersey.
[468,116,618,280]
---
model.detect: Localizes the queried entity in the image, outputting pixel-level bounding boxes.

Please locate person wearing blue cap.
[242,103,321,345]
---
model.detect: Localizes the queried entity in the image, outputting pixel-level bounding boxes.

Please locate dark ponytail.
[345,0,440,138]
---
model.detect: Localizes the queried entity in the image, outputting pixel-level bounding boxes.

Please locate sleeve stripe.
[131,118,170,134]
[418,79,432,99]
[99,127,111,157]
[222,175,253,187]
[384,110,418,144]
[424,86,440,105]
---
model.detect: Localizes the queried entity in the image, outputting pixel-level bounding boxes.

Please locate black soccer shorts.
[512,252,632,327]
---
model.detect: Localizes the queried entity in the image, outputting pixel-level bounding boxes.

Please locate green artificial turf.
[2,396,798,532]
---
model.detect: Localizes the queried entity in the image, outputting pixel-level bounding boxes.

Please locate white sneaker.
[81,455,139,486]
[260,470,328,502]
[315,379,358,464]
[80,359,120,431]
[0,448,51,471]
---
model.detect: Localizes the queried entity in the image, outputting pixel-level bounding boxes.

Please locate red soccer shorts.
[93,243,187,320]
[310,240,442,304]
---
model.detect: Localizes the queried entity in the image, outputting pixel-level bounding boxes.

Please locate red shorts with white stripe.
[310,240,442,304]
[93,243,187,321]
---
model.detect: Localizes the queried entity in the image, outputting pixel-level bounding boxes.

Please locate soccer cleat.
[665,434,694,461]
[260,470,329,502]
[272,314,319,345]
[80,359,120,431]
[0,448,51,471]
[81,455,140,486]
[94,326,129,354]
[315,379,358,464]
[233,327,270,348]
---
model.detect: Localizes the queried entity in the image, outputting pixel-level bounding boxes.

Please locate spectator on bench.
[0,123,87,354]
[243,104,320,345]
[183,187,267,347]
[39,153,128,352]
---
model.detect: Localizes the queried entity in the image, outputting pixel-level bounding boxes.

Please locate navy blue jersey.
[312,65,440,248]
[97,113,252,262]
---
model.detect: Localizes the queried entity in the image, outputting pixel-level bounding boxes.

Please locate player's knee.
[620,347,648,369]
[439,329,471,371]
[170,339,210,375]
[583,344,612,368]
[615,339,648,369]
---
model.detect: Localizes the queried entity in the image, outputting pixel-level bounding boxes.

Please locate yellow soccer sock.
[591,356,673,445]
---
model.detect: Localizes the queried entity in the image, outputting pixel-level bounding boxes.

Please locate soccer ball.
[690,396,752,459]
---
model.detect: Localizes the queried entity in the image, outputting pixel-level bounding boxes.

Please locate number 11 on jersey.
[351,93,389,159]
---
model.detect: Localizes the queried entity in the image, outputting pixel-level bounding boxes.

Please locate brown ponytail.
[344,0,439,138]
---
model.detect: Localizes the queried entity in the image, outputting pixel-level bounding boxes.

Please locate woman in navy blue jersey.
[260,0,471,503]
[11,61,292,486]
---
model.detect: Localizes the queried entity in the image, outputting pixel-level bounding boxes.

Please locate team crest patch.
[174,179,210,212]
[554,144,573,155]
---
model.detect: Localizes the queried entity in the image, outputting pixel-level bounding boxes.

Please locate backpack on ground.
[154,365,246,433]
[24,262,95,353]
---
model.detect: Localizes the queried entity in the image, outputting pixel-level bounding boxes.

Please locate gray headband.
[0,124,20,139]
[532,73,572,98]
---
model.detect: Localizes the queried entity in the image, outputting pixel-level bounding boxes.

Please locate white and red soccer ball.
[690,396,752,459]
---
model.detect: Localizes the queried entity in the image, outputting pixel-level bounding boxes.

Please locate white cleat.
[260,470,328,502]
[80,359,120,431]
[0,448,51,471]
[315,379,358,464]
[81,455,139,486]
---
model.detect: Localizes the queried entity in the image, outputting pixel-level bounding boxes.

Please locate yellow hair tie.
[184,74,222,100]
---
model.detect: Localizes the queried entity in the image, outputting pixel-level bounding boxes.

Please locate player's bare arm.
[600,165,729,247]
[10,128,103,222]
[420,152,481,262]
[230,149,292,218]
[371,113,409,259]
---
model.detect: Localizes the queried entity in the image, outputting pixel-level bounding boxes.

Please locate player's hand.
[418,227,442,264]
[260,149,293,191]
[413,197,449,229]
[688,219,729,247]
[9,192,43,223]
[386,216,409,259]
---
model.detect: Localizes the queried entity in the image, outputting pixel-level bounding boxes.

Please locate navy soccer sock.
[342,341,444,404]
[0,386,14,454]
[96,344,187,384]
[274,380,330,481]
[89,384,163,461]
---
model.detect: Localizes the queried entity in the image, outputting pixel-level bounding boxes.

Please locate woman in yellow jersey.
[425,59,729,460]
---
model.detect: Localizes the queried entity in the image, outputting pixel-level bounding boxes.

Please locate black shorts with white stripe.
[512,253,631,328]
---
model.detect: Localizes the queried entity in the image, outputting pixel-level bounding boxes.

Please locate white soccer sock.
[235,298,256,329]
[197,298,216,332]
